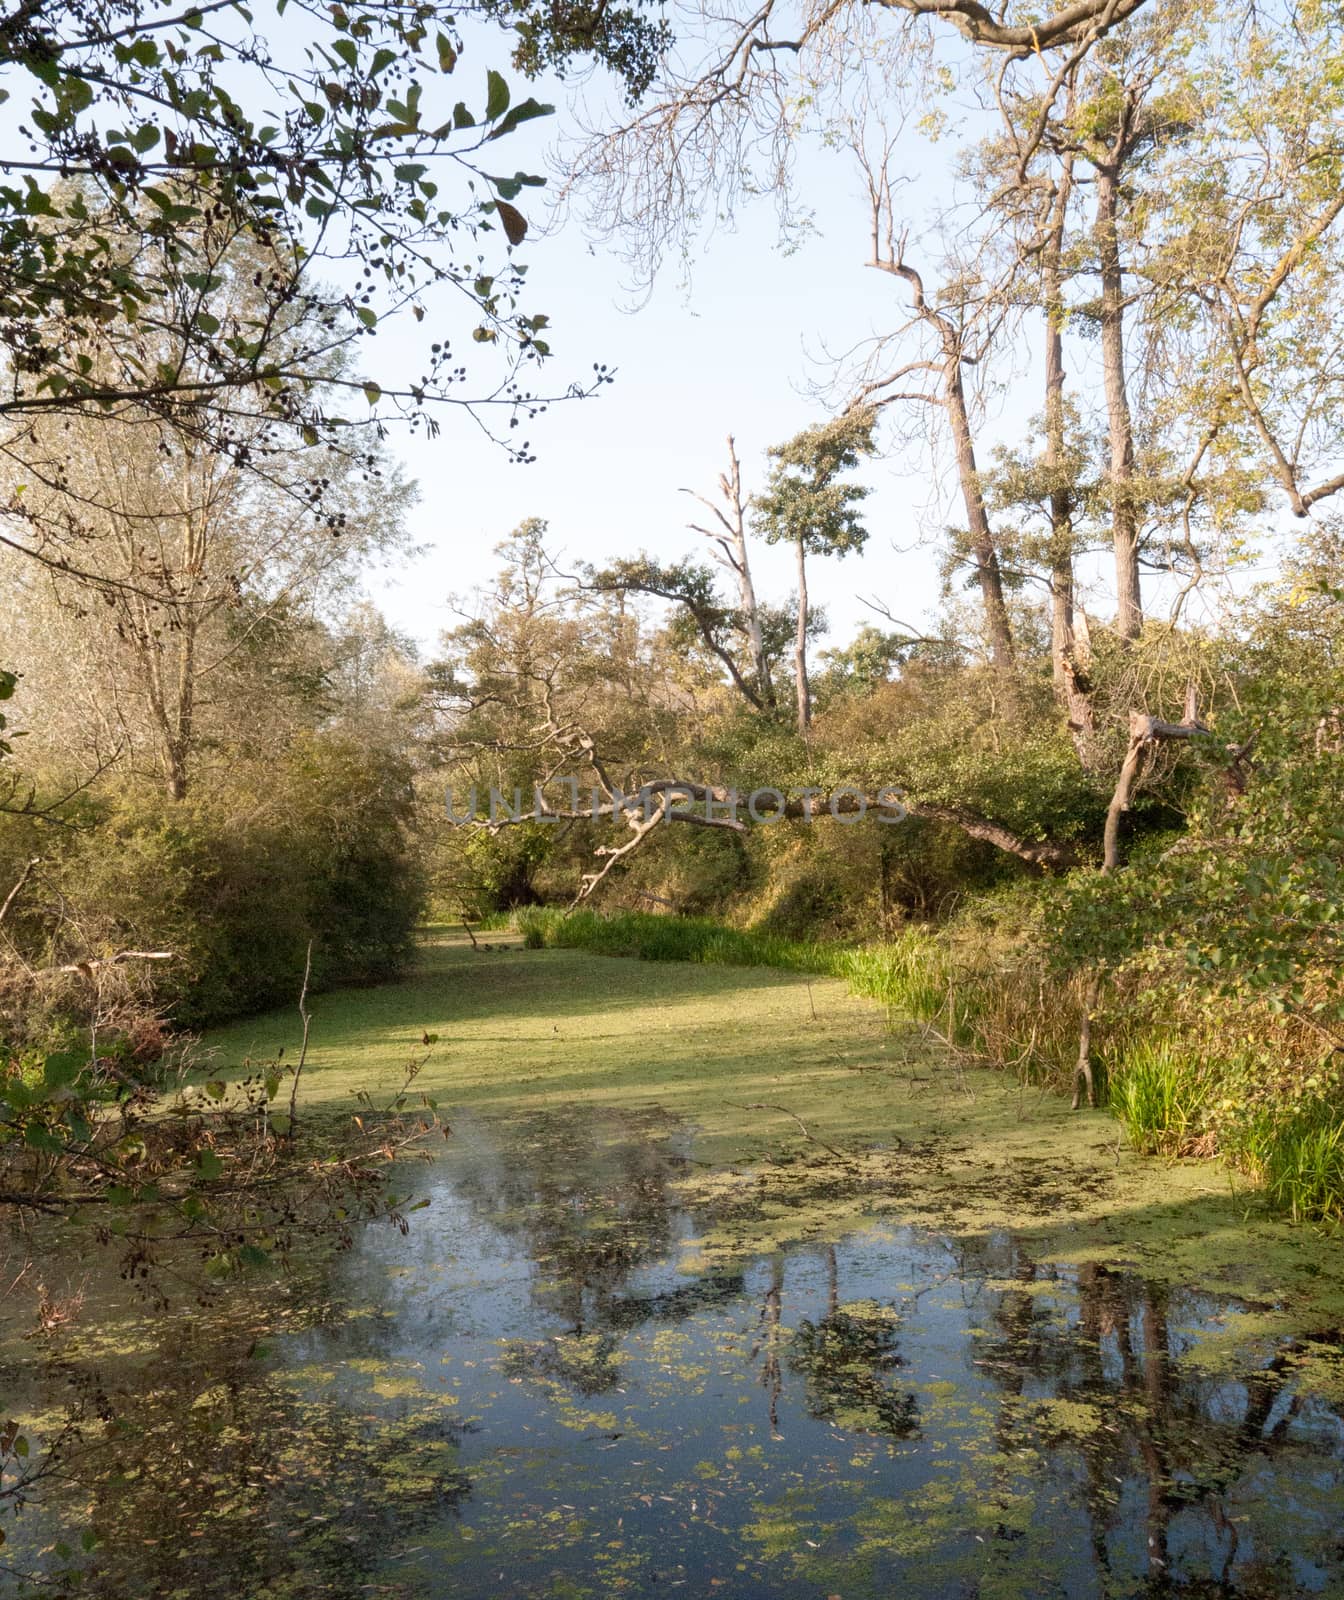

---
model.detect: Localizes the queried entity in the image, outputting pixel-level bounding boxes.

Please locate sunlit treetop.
[0,0,671,453]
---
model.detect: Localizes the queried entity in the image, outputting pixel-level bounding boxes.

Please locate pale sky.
[361,61,964,655]
[360,57,1272,661]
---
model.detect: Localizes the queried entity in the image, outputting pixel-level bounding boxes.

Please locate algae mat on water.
[203,928,1344,1355]
[12,928,1343,1598]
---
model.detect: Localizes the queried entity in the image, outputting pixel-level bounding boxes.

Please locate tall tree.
[849,129,1016,681]
[752,410,876,733]
[3,399,412,799]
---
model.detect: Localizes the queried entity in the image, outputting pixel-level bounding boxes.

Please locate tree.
[0,0,676,580]
[682,437,774,707]
[852,190,1017,679]
[2,377,414,800]
[752,409,876,732]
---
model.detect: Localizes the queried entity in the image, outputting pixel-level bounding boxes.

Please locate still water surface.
[9,1106,1344,1598]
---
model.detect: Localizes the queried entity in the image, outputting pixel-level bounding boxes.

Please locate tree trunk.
[1095,163,1142,640]
[945,351,1015,677]
[1043,159,1078,700]
[740,545,772,707]
[794,534,811,733]
[725,439,773,706]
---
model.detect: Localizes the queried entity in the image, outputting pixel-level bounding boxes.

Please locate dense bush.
[1,733,424,1039]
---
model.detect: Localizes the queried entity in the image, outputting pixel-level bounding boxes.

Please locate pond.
[7,1101,1343,1599]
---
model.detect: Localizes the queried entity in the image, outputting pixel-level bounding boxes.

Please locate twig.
[286,941,313,1142]
[724,1100,852,1163]
[0,857,39,927]
[44,951,174,977]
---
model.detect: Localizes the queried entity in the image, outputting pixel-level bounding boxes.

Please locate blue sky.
[361,50,1272,660]
[362,58,963,654]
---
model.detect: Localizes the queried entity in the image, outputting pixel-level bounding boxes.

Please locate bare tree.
[850,129,1016,680]
[682,438,774,707]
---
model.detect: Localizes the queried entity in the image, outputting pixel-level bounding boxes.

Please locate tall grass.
[840,933,949,1022]
[1231,1102,1344,1224]
[1107,1042,1212,1156]
[514,907,839,974]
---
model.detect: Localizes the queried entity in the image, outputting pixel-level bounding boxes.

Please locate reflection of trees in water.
[11,1295,471,1598]
[752,1254,786,1437]
[959,1238,1343,1597]
[738,1246,920,1441]
[787,1247,919,1439]
[452,1108,689,1333]
[454,1108,751,1398]
[501,1329,624,1394]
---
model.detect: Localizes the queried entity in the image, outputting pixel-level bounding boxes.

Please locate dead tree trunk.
[1095,160,1143,641]
[1041,144,1097,765]
[860,198,1016,685]
[943,349,1017,678]
[685,437,773,708]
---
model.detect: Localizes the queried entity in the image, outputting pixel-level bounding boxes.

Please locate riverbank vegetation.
[422,504,1344,1224]
[4,0,1342,1225]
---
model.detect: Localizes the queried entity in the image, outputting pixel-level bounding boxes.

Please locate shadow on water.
[5,1103,1344,1598]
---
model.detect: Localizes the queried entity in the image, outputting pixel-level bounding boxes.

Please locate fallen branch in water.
[724,1100,854,1163]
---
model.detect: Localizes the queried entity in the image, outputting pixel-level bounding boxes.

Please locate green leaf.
[195,1148,223,1180]
[43,1052,82,1089]
[436,33,458,72]
[485,70,510,122]
[362,380,381,405]
[488,98,553,140]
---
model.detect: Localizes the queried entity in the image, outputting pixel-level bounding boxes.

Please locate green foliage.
[1107,1042,1213,1156]
[814,626,910,706]
[752,408,878,558]
[9,733,423,1034]
[0,0,654,448]
[515,907,840,974]
[841,934,951,1023]
[1232,1102,1344,1225]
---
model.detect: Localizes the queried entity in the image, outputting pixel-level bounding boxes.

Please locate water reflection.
[2,1104,1342,1598]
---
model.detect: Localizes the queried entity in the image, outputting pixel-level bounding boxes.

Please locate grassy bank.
[511,908,1344,1224]
[197,923,1344,1378]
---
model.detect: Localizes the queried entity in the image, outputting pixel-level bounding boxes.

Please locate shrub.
[5,733,424,1034]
